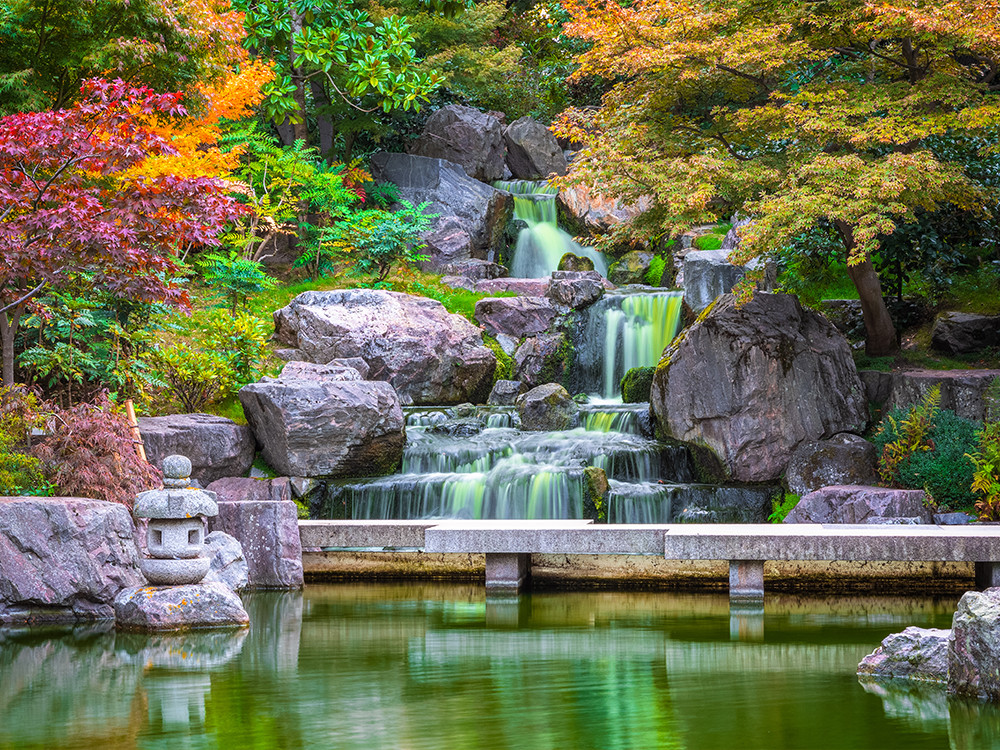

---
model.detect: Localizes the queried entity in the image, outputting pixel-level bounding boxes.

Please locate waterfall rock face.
[239,360,405,478]
[784,434,878,496]
[682,250,748,314]
[273,289,496,405]
[949,588,1000,701]
[370,152,513,267]
[651,293,868,482]
[557,183,651,236]
[858,627,950,683]
[0,497,144,623]
[410,105,506,183]
[138,413,255,485]
[547,271,605,309]
[503,116,567,180]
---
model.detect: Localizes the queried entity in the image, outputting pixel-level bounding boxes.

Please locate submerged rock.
[949,588,1000,701]
[516,383,580,431]
[858,626,950,683]
[273,289,496,405]
[0,497,144,623]
[785,433,878,496]
[783,485,933,524]
[651,293,867,483]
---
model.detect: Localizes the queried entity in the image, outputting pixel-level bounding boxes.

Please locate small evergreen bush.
[873,397,980,510]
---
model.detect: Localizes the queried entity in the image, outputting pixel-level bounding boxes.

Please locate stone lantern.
[134,454,219,586]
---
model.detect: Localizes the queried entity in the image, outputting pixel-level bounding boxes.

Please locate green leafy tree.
[557,0,1000,355]
[235,0,443,159]
[199,252,278,314]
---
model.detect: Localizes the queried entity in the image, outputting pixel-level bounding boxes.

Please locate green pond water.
[2,584,999,750]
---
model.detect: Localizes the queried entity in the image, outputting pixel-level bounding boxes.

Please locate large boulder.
[949,588,1000,701]
[931,312,1000,355]
[557,183,651,235]
[473,278,552,296]
[410,105,506,183]
[547,270,604,309]
[205,476,292,504]
[0,497,144,623]
[138,414,254,485]
[887,369,1000,422]
[682,250,749,314]
[203,531,250,593]
[114,582,249,631]
[239,361,405,478]
[785,433,878,496]
[516,383,580,431]
[858,626,950,683]
[783,485,934,524]
[370,152,513,265]
[273,289,496,405]
[651,293,868,482]
[503,116,567,180]
[474,296,562,338]
[206,490,304,590]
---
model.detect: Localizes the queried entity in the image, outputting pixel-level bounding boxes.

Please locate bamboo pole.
[125,399,146,462]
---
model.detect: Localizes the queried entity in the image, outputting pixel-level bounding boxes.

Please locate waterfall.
[495,180,608,278]
[575,290,684,399]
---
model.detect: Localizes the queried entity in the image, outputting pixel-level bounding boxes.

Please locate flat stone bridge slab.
[303,520,1000,598]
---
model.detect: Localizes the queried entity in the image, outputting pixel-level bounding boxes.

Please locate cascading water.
[574,289,685,399]
[495,180,608,278]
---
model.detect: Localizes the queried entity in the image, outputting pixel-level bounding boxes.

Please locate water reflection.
[0,585,998,750]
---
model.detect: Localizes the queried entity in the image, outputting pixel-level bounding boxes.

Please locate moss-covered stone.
[558,252,595,272]
[582,465,610,522]
[620,367,654,403]
[483,334,514,383]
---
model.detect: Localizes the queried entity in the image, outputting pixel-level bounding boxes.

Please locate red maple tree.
[0,78,245,385]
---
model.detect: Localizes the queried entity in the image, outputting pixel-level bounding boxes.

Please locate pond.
[1,584,998,750]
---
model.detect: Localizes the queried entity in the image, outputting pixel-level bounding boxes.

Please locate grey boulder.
[273,289,496,405]
[207,497,304,590]
[931,312,1000,355]
[858,626,949,683]
[0,497,144,623]
[138,413,254,485]
[205,476,292,504]
[547,271,605,309]
[475,296,562,338]
[114,582,249,631]
[608,250,656,286]
[651,293,868,482]
[410,105,506,183]
[783,485,934,524]
[239,361,405,478]
[887,369,1000,422]
[370,152,512,263]
[949,588,1000,701]
[785,433,878,496]
[516,383,580,431]
[203,531,250,592]
[514,333,569,389]
[503,116,567,180]
[682,249,750,314]
[488,380,525,406]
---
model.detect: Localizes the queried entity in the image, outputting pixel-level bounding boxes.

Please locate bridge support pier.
[729,560,765,601]
[486,553,531,594]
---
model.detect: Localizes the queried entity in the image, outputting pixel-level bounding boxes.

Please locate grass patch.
[854,348,1000,372]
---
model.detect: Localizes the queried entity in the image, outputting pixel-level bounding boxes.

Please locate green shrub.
[768,493,799,523]
[873,399,980,510]
[205,310,272,389]
[0,386,49,495]
[620,367,654,403]
[150,344,234,412]
[199,251,278,314]
[692,234,723,251]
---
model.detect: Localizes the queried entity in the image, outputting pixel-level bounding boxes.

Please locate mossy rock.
[558,253,595,272]
[620,367,654,403]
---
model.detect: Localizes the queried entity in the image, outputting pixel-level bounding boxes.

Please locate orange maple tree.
[556,0,1000,355]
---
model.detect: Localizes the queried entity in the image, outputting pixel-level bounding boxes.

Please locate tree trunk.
[0,305,23,387]
[836,221,898,356]
[289,5,309,146]
[310,80,334,163]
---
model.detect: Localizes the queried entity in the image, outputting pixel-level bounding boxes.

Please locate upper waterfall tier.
[495,180,607,278]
